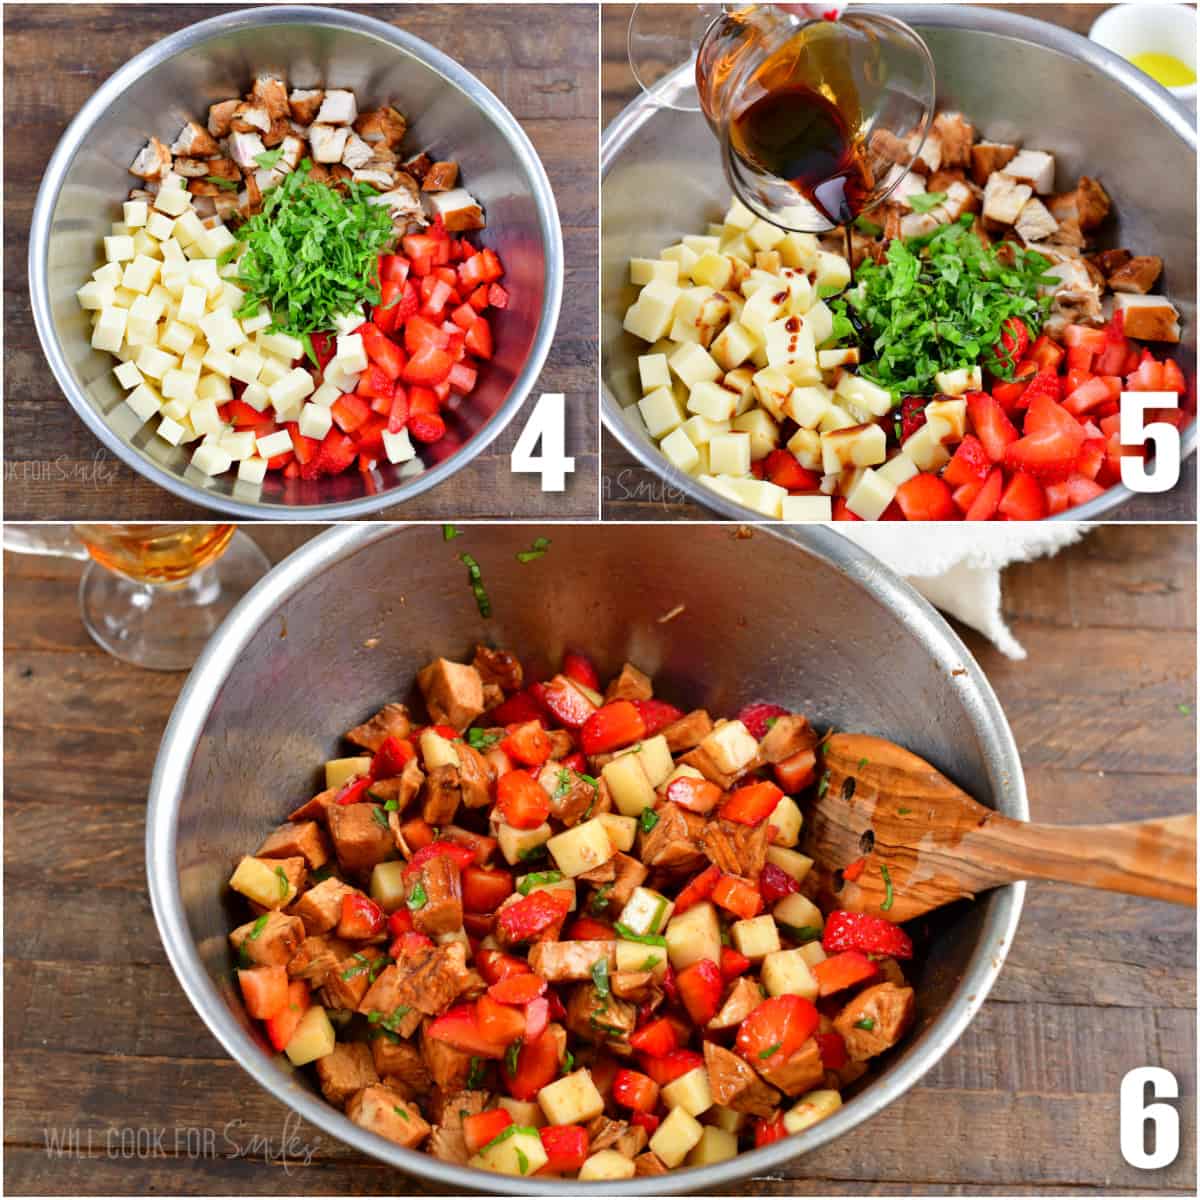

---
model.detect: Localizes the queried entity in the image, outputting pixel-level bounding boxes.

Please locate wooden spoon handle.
[964,812,1196,905]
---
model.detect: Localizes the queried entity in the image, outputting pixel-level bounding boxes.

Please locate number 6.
[1119,392,1181,494]
[1120,1066,1179,1169]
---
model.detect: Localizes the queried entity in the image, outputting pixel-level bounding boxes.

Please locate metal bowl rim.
[146,522,1027,1194]
[600,3,1197,524]
[28,4,564,519]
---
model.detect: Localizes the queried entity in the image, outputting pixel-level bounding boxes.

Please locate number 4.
[1119,392,1181,494]
[511,393,575,492]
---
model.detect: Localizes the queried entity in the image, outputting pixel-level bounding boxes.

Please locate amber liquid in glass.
[73,524,236,584]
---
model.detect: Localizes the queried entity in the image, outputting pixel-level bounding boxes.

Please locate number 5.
[1120,1067,1179,1169]
[511,393,575,492]
[1119,392,1181,494]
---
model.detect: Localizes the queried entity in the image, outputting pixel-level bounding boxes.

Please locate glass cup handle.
[2,526,88,561]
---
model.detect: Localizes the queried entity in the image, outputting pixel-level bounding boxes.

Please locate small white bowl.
[1090,3,1198,106]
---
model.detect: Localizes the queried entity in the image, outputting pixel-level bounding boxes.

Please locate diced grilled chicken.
[317,89,358,126]
[1075,176,1111,232]
[1014,197,1059,244]
[428,1090,489,1163]
[355,106,408,149]
[1113,293,1181,343]
[425,187,486,232]
[528,940,616,983]
[834,983,916,1061]
[1086,247,1133,279]
[309,124,350,164]
[207,99,241,139]
[346,703,412,753]
[353,167,395,190]
[231,102,272,134]
[423,161,459,192]
[288,87,324,125]
[1005,148,1055,194]
[931,111,974,167]
[342,132,375,171]
[909,127,942,174]
[316,1042,378,1107]
[188,156,240,197]
[708,976,762,1033]
[229,131,267,171]
[757,1037,825,1097]
[171,157,211,178]
[129,137,171,180]
[661,709,713,753]
[1107,255,1164,295]
[1042,258,1104,335]
[969,140,1018,186]
[171,120,221,158]
[251,74,291,120]
[982,172,1033,225]
[704,1041,780,1117]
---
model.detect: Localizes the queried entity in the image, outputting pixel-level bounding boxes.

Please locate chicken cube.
[1107,255,1164,295]
[931,111,974,167]
[417,658,485,731]
[256,820,331,870]
[316,89,358,126]
[327,802,395,873]
[347,1085,430,1148]
[309,124,350,164]
[207,99,241,139]
[170,120,220,159]
[426,187,486,232]
[251,75,290,120]
[290,877,357,936]
[229,911,305,967]
[1014,197,1059,244]
[1005,149,1055,195]
[982,173,1033,225]
[316,1042,379,1106]
[834,982,916,1061]
[288,88,324,124]
[355,106,408,149]
[1112,294,1181,343]
[129,137,171,180]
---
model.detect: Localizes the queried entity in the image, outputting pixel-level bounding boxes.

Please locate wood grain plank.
[4,4,598,520]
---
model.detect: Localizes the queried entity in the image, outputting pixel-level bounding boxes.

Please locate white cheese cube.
[121,255,160,294]
[786,426,823,470]
[661,1067,713,1117]
[668,342,721,388]
[160,368,197,404]
[196,374,234,404]
[619,886,675,938]
[681,413,730,447]
[650,1106,704,1168]
[877,453,920,487]
[784,1089,843,1134]
[601,753,655,817]
[240,305,272,335]
[134,345,178,381]
[229,346,263,385]
[190,440,233,476]
[708,431,752,477]
[238,382,269,413]
[902,420,952,472]
[298,401,333,440]
[845,467,898,521]
[237,456,268,485]
[778,231,821,271]
[638,385,685,437]
[686,379,738,422]
[637,352,671,394]
[630,257,680,286]
[768,794,804,845]
[124,382,162,422]
[113,361,144,389]
[623,280,682,343]
[201,347,238,379]
[690,251,734,290]
[745,218,785,251]
[123,200,149,228]
[762,947,820,999]
[814,251,851,294]
[156,415,187,445]
[256,429,294,459]
[933,366,982,397]
[764,317,817,371]
[153,185,192,217]
[660,242,700,278]
[92,261,124,287]
[702,719,759,774]
[786,383,834,429]
[196,222,236,259]
[819,347,861,371]
[749,367,792,421]
[158,321,195,356]
[189,397,224,435]
[739,287,784,338]
[144,211,175,242]
[198,309,246,352]
[220,429,257,460]
[77,281,114,311]
[836,372,893,418]
[822,423,886,475]
[780,494,832,522]
[382,426,417,465]
[258,356,292,387]
[731,408,780,459]
[710,322,759,372]
[538,1069,605,1126]
[726,476,786,517]
[268,367,316,412]
[547,818,615,878]
[925,397,968,441]
[331,332,368,375]
[103,235,135,263]
[732,915,781,960]
[172,209,206,248]
[176,285,206,326]
[660,426,701,473]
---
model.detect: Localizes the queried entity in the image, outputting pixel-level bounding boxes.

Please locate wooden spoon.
[802,733,1196,922]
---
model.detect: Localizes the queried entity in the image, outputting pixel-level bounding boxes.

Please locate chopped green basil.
[204,176,240,191]
[854,215,883,236]
[371,805,389,829]
[275,866,290,898]
[383,797,400,812]
[518,843,548,863]
[907,190,947,214]
[880,863,895,912]
[553,768,572,801]
[443,524,462,541]
[341,953,371,981]
[482,1123,538,1154]
[466,1056,486,1088]
[254,147,284,170]
[467,727,502,751]
[591,956,611,999]
[778,922,822,944]
[518,870,564,896]
[515,536,551,564]
[515,1147,530,1174]
[897,807,912,816]
[759,1042,783,1059]
[560,1049,575,1075]
[638,954,661,972]
[639,808,660,834]
[817,770,831,798]
[393,1105,410,1120]
[614,922,666,946]
[589,884,613,915]
[505,1039,523,1077]
[459,553,491,618]
[858,757,869,769]
[854,1016,876,1031]
[407,881,428,911]
[247,914,270,940]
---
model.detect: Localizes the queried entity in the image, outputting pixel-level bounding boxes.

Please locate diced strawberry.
[264,980,310,1051]
[494,889,569,945]
[538,1124,589,1174]
[561,650,600,691]
[495,769,551,829]
[463,865,515,914]
[476,992,527,1046]
[712,873,763,919]
[812,949,880,997]
[774,748,817,793]
[640,1048,704,1086]
[665,775,723,815]
[501,721,552,768]
[628,1017,677,1058]
[631,1111,661,1136]
[1027,334,1065,373]
[737,702,790,739]
[540,676,596,730]
[899,396,927,442]
[370,735,416,781]
[335,776,371,806]
[488,974,547,1005]
[488,688,547,726]
[967,392,1019,463]
[387,908,413,938]
[237,965,289,1020]
[719,780,783,826]
[755,1114,788,1146]
[476,948,533,985]
[612,1068,660,1113]
[942,435,992,488]
[428,1002,509,1058]
[464,318,493,360]
[676,958,723,1025]
[579,700,647,755]
[405,841,476,877]
[895,473,958,521]
[720,945,752,978]
[822,910,913,959]
[631,698,685,736]
[759,862,799,906]
[397,817,434,852]
[735,994,820,1070]
[992,316,1030,372]
[463,1108,513,1154]
[964,467,1004,521]
[337,892,385,940]
[566,915,614,941]
[764,448,821,492]
[815,1031,848,1070]
[673,865,721,915]
[331,391,373,432]
[488,283,510,310]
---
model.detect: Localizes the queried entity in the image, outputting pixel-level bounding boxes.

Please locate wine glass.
[627,3,936,233]
[2,524,270,670]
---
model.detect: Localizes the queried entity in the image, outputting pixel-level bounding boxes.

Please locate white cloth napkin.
[836,525,1090,660]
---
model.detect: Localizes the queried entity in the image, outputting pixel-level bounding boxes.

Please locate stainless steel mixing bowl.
[147,523,1026,1193]
[30,6,563,519]
[602,5,1197,522]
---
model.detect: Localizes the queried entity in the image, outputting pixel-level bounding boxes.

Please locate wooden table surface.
[600,3,1197,521]
[3,522,1194,1195]
[3,4,598,521]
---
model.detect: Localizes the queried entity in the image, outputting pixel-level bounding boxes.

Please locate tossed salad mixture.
[77,76,507,487]
[622,109,1188,520]
[226,649,917,1179]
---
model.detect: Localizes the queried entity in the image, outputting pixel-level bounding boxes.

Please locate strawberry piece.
[842,857,867,883]
[673,865,722,915]
[488,688,547,726]
[387,908,413,938]
[735,994,820,1071]
[463,1108,513,1154]
[580,700,647,755]
[628,1017,677,1058]
[964,467,1004,521]
[755,1114,788,1147]
[774,748,817,793]
[476,948,533,984]
[764,448,821,492]
[822,910,913,959]
[566,915,615,940]
[997,470,1048,520]
[966,391,1019,463]
[475,993,527,1046]
[676,958,723,1026]
[264,980,310,1051]
[895,473,958,521]
[538,1124,589,1174]
[463,865,515,914]
[631,1110,661,1136]
[337,892,386,940]
[665,775,723,815]
[992,316,1030,372]
[720,946,752,978]
[369,735,416,781]
[488,974,547,1005]
[759,862,799,906]
[719,780,783,826]
[495,769,551,829]
[428,1002,509,1058]
[561,650,600,691]
[404,841,476,877]
[524,994,550,1041]
[1028,334,1065,373]
[737,702,790,739]
[540,675,596,729]
[335,776,371,806]
[494,889,570,945]
[712,874,763,919]
[942,435,992,488]
[501,1027,564,1100]
[613,1068,661,1113]
[501,721,552,768]
[640,1048,704,1086]
[899,396,927,442]
[389,931,434,958]
[812,949,880,997]
[631,698,685,736]
[815,1031,848,1070]
[237,965,289,1020]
